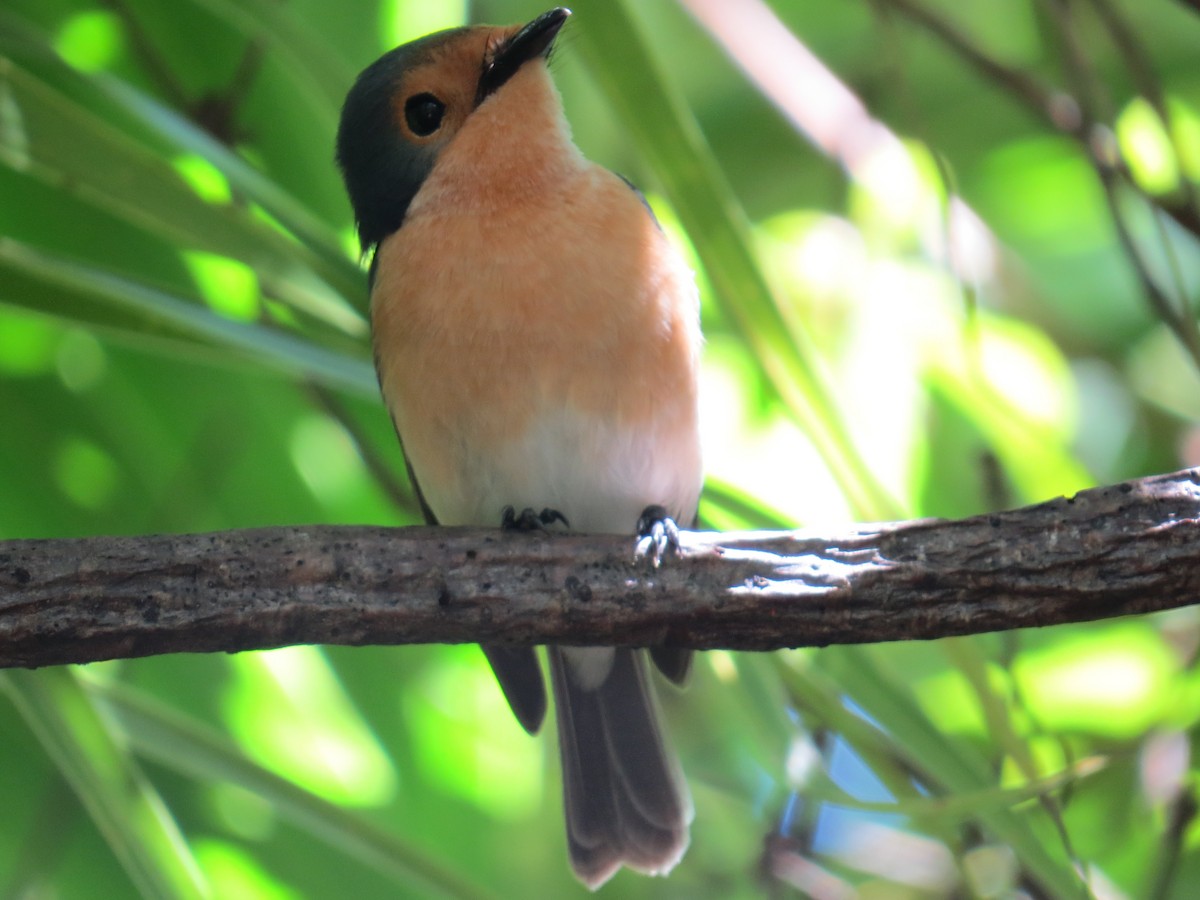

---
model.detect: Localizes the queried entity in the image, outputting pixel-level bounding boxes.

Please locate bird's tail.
[549,646,692,889]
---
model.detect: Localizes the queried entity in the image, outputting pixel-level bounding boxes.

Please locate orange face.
[385,25,520,152]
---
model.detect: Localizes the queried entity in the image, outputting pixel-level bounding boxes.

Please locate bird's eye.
[405,93,446,136]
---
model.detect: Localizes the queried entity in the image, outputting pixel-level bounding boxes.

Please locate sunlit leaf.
[1013,624,1183,738]
[0,239,376,396]
[87,678,495,900]
[569,0,901,522]
[0,57,361,333]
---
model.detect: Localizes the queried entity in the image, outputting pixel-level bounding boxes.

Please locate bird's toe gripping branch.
[636,504,683,567]
[501,505,571,531]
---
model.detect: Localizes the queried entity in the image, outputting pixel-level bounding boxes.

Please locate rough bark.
[2,468,1198,669]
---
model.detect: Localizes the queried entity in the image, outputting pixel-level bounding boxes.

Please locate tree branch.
[2,469,1199,669]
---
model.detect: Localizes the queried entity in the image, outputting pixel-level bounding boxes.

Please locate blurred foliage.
[2,0,1200,896]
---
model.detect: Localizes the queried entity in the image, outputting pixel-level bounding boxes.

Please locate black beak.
[476,7,570,104]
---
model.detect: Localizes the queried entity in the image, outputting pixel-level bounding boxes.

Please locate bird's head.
[336,7,572,252]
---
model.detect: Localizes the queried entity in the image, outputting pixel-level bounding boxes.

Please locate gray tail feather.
[482,644,546,735]
[549,646,692,889]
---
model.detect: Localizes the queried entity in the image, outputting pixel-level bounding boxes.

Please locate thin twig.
[874,0,1200,369]
[874,0,1200,248]
[1147,788,1198,900]
[870,0,1085,134]
[1088,0,1200,221]
[98,0,190,109]
[1035,0,1200,367]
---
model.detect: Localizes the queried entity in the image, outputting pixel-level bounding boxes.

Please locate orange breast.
[369,65,701,528]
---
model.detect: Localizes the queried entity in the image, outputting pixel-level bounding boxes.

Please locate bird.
[335,8,703,888]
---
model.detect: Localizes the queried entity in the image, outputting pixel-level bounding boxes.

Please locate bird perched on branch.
[336,8,703,887]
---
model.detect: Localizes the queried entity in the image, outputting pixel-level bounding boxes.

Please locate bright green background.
[3,0,1200,896]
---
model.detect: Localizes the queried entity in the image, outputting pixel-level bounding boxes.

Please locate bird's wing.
[371,324,550,735]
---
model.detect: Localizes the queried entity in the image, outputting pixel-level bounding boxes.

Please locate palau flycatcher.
[336,8,703,887]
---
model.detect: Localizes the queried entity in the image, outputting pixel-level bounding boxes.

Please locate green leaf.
[0,669,208,899]
[184,0,353,113]
[0,56,361,334]
[821,646,1088,898]
[804,752,1106,825]
[99,77,367,311]
[0,238,376,396]
[86,677,496,900]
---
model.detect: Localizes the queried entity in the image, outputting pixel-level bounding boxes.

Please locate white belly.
[420,405,702,535]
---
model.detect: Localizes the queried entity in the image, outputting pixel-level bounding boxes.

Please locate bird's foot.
[501,505,570,531]
[635,504,682,568]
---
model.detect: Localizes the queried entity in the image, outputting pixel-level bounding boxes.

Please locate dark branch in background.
[189,39,265,145]
[1090,0,1200,220]
[103,0,265,144]
[1149,785,1198,900]
[865,0,1085,134]
[877,0,1200,239]
[99,0,190,110]
[867,0,1200,367]
[683,0,1200,379]
[1039,0,1200,364]
[2,469,1199,670]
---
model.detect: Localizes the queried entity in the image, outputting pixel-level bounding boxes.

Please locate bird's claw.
[501,505,570,531]
[635,504,682,568]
